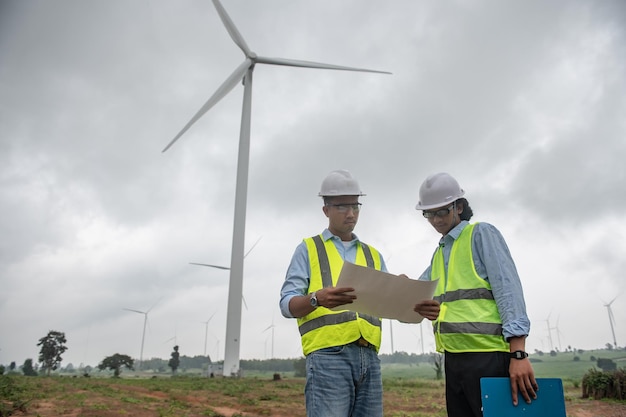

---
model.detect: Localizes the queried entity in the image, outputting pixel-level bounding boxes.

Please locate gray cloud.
[1,0,624,366]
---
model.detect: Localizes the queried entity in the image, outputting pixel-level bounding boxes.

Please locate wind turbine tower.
[263,319,276,359]
[604,297,618,348]
[163,0,390,376]
[202,312,217,357]
[551,316,563,351]
[123,298,161,370]
[545,314,554,352]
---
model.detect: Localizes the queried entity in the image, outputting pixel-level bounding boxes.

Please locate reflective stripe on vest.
[431,223,509,353]
[297,235,383,355]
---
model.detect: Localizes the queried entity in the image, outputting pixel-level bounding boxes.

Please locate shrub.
[597,358,617,371]
[582,367,626,400]
[0,376,31,416]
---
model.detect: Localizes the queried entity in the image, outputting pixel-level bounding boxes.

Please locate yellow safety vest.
[431,223,509,353]
[297,234,383,355]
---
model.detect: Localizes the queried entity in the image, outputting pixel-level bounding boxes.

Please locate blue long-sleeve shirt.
[418,220,530,341]
[280,228,388,318]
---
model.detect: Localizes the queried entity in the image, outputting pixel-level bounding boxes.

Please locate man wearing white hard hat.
[415,172,538,417]
[279,169,388,417]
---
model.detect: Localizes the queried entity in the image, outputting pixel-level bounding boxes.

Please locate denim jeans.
[305,343,383,417]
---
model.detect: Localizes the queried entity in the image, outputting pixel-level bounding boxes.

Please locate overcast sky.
[1,0,624,368]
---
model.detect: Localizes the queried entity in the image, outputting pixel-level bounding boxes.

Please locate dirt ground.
[11,377,626,417]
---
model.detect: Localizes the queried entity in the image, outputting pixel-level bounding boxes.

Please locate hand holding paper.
[330,262,439,323]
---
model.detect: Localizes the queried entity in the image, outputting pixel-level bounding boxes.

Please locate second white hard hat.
[415,172,465,210]
[319,169,366,197]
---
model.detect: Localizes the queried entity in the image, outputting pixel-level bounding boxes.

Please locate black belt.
[351,337,375,350]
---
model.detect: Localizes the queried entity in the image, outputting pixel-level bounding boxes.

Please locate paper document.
[330,262,438,323]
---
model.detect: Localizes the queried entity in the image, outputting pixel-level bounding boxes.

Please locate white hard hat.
[415,172,465,210]
[319,169,366,197]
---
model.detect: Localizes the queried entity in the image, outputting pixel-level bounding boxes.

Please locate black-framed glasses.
[326,203,362,213]
[422,205,454,219]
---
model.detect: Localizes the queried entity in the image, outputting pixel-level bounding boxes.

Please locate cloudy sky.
[1,0,624,369]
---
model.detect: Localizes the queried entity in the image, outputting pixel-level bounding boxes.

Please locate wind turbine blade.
[256,56,391,74]
[244,236,263,258]
[242,295,248,310]
[262,324,273,332]
[123,308,145,314]
[212,0,251,56]
[147,297,163,313]
[162,59,251,152]
[190,262,230,270]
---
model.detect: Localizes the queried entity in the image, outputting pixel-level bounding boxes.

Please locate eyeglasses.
[326,203,362,213]
[422,205,454,219]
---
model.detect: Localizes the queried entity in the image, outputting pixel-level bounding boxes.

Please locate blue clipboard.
[480,377,566,417]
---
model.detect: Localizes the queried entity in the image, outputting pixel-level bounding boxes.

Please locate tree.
[596,358,617,371]
[168,345,180,374]
[22,358,38,376]
[431,353,444,380]
[98,354,134,377]
[37,330,68,376]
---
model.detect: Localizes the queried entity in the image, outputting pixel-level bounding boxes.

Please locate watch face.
[310,294,317,306]
[512,351,527,359]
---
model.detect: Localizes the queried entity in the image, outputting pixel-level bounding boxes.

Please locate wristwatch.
[510,350,528,360]
[309,292,319,308]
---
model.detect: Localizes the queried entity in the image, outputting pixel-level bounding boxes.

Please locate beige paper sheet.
[330,262,438,323]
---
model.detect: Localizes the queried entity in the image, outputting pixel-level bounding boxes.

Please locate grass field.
[1,349,625,417]
[383,349,626,382]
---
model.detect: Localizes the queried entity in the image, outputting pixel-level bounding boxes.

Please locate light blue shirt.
[280,228,388,318]
[418,220,530,340]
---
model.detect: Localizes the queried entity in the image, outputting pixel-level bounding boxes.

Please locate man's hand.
[413,299,440,321]
[509,358,538,405]
[508,336,538,406]
[316,286,356,309]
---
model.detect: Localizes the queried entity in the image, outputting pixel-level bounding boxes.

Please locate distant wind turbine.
[162,0,390,376]
[123,297,161,369]
[551,316,564,351]
[202,312,217,357]
[545,313,554,351]
[262,318,276,359]
[190,236,263,310]
[603,296,619,348]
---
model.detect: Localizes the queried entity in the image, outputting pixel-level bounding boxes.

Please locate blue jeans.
[305,343,382,417]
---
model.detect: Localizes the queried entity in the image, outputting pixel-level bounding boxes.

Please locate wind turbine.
[162,0,390,376]
[545,313,554,352]
[551,316,564,351]
[603,296,619,348]
[190,236,263,310]
[123,297,161,369]
[262,317,276,359]
[202,312,217,357]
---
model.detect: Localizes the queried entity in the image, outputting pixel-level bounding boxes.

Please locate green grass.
[380,349,626,382]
